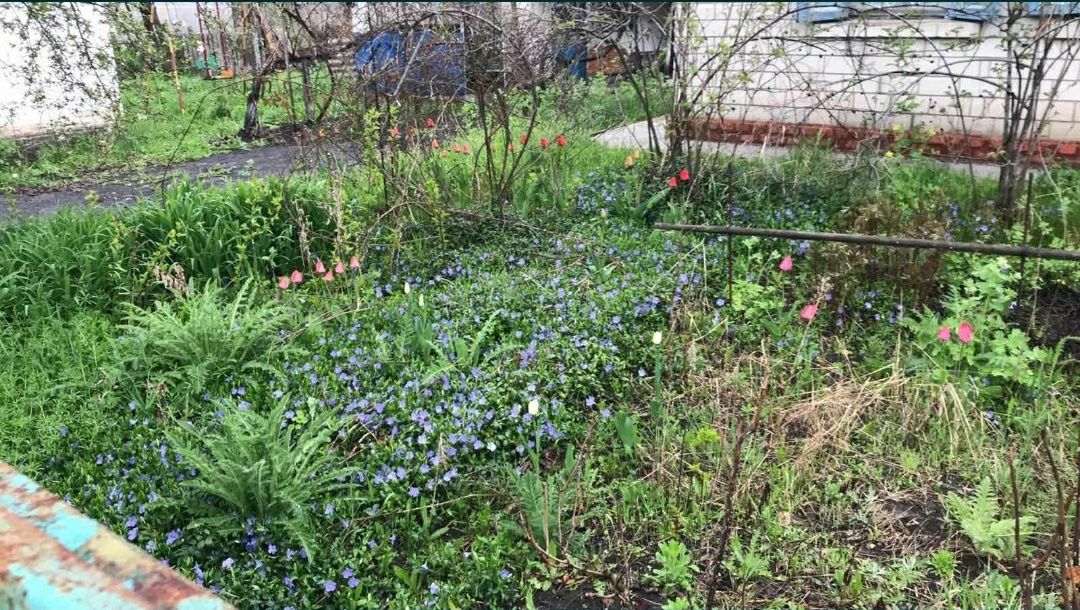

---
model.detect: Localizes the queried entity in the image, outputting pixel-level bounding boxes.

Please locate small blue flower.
[221,557,234,569]
[324,580,337,593]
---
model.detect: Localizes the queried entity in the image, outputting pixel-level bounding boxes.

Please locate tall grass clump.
[0,211,120,318]
[112,280,301,407]
[0,177,340,321]
[169,398,356,556]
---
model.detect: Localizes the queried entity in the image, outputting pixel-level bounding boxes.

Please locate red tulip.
[679,168,690,181]
[936,325,952,341]
[555,134,566,147]
[389,127,400,138]
[667,177,677,188]
[425,118,435,128]
[277,276,290,290]
[322,270,334,282]
[519,134,528,145]
[431,139,439,149]
[779,255,793,272]
[349,255,360,270]
[315,259,326,274]
[290,269,303,284]
[461,145,469,154]
[957,321,974,343]
[540,138,550,150]
[453,143,462,153]
[800,303,819,321]
[334,260,345,274]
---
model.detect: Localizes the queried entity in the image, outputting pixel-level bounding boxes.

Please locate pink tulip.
[936,325,951,341]
[322,270,334,282]
[290,269,303,284]
[800,303,818,321]
[315,259,326,274]
[957,321,974,343]
[349,255,360,270]
[277,276,290,290]
[334,260,345,274]
[779,255,793,272]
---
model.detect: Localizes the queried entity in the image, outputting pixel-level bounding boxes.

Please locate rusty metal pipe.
[654,222,1080,262]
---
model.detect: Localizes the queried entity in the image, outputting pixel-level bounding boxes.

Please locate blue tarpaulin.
[355,31,467,97]
[560,42,588,79]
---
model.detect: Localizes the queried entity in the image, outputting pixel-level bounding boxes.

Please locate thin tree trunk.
[301,58,314,124]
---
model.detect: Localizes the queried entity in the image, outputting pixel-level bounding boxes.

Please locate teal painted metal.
[0,462,234,610]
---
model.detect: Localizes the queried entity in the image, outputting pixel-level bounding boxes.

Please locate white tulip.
[652,331,663,345]
[418,293,425,307]
[404,282,411,295]
[527,399,540,416]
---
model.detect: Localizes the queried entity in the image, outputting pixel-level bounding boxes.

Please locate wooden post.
[158,3,185,113]
[214,1,229,71]
[301,58,314,124]
[195,2,212,78]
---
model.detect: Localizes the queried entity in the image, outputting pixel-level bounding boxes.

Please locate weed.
[649,540,700,598]
[112,280,301,407]
[168,397,355,557]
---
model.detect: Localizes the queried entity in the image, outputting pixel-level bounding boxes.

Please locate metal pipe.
[653,223,1080,262]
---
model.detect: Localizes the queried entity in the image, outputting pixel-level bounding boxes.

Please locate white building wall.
[0,3,119,139]
[691,3,1080,140]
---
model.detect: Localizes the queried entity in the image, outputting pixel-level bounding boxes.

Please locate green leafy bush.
[904,259,1051,393]
[112,279,300,406]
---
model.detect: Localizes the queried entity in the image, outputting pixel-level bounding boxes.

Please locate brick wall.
[689,3,1080,153]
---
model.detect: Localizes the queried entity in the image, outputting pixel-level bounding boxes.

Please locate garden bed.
[0,132,1078,610]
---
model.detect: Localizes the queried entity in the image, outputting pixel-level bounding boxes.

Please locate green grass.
[0,70,335,190]
[0,311,116,477]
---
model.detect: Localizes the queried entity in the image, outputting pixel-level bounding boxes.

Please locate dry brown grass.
[780,365,908,467]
